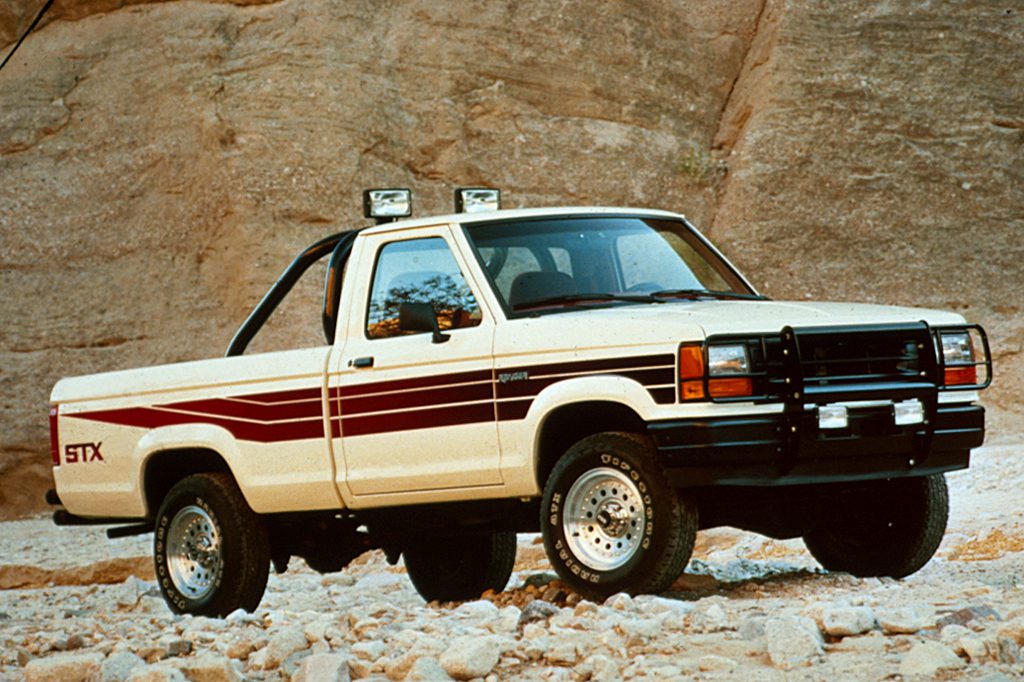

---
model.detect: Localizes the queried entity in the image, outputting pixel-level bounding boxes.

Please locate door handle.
[350,356,374,369]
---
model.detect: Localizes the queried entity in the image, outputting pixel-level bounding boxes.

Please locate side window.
[367,238,483,339]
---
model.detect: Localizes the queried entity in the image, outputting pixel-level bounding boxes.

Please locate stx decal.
[64,442,104,463]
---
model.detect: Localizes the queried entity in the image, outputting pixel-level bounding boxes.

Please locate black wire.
[0,0,56,74]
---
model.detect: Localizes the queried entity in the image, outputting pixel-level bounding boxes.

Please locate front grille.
[786,324,932,389]
[707,322,939,404]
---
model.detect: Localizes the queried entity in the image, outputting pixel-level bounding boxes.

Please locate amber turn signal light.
[708,377,753,398]
[943,366,978,386]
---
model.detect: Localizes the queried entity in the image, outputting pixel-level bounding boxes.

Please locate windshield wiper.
[650,289,766,301]
[513,292,661,311]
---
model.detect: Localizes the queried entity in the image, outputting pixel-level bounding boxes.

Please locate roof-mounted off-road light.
[363,188,412,224]
[454,187,501,213]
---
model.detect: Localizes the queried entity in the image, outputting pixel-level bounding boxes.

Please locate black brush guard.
[649,322,987,487]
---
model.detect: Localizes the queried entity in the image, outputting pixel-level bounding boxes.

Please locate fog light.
[818,405,848,430]
[894,399,925,426]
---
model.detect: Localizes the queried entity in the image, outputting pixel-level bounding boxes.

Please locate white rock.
[260,627,309,668]
[383,636,446,682]
[245,648,270,670]
[175,654,241,682]
[698,655,736,672]
[689,602,729,632]
[823,606,877,636]
[615,617,662,641]
[453,600,500,620]
[998,617,1024,645]
[603,593,635,611]
[522,622,546,640]
[25,653,105,682]
[878,606,932,634]
[940,624,971,648]
[224,609,253,624]
[960,635,992,663]
[492,606,521,634]
[631,595,695,618]
[738,616,766,641]
[585,654,621,682]
[126,665,188,682]
[102,651,145,682]
[545,641,577,665]
[405,657,453,681]
[354,573,404,592]
[320,573,356,587]
[292,653,351,682]
[439,635,502,680]
[764,616,824,669]
[115,576,157,609]
[351,640,386,662]
[898,640,966,676]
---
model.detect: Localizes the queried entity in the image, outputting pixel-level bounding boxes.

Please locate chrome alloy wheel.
[563,467,646,571]
[167,504,222,599]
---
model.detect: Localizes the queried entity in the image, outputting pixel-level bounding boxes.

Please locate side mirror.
[398,302,450,344]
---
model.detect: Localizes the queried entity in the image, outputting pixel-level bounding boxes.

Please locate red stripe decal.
[648,387,676,404]
[508,354,674,378]
[335,369,492,398]
[342,403,495,437]
[65,353,679,442]
[496,399,532,422]
[68,407,326,443]
[342,382,494,416]
[164,397,323,422]
[233,387,324,404]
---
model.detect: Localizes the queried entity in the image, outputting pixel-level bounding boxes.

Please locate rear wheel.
[403,531,517,602]
[154,473,270,616]
[803,474,948,578]
[541,432,697,600]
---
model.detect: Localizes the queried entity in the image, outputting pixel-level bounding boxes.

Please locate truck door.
[333,225,501,499]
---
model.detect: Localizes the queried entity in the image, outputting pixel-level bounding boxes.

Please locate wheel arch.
[533,400,648,490]
[133,424,247,517]
[142,447,234,518]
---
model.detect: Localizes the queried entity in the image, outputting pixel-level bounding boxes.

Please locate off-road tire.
[803,474,948,578]
[403,531,517,602]
[541,432,697,601]
[154,473,270,616]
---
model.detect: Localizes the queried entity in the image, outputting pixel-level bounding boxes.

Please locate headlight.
[707,343,753,398]
[708,344,750,375]
[940,332,973,365]
[938,330,978,386]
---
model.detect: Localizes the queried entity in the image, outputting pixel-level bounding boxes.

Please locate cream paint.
[50,208,983,519]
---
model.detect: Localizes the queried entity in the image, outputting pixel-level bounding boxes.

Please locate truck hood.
[500,299,967,352]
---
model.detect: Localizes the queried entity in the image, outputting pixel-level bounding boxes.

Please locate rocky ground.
[1,436,1023,681]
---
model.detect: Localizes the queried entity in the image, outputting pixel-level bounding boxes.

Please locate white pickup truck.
[48,189,991,616]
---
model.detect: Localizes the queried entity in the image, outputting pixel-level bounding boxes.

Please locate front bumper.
[648,403,984,487]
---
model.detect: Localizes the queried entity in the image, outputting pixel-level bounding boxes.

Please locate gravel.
[2,441,1024,680]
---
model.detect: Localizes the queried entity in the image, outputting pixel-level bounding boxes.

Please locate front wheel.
[541,432,697,600]
[154,473,270,616]
[802,474,949,578]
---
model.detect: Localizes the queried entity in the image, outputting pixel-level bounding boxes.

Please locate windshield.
[463,215,757,315]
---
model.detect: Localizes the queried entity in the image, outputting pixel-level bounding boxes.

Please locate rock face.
[0,0,1021,517]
